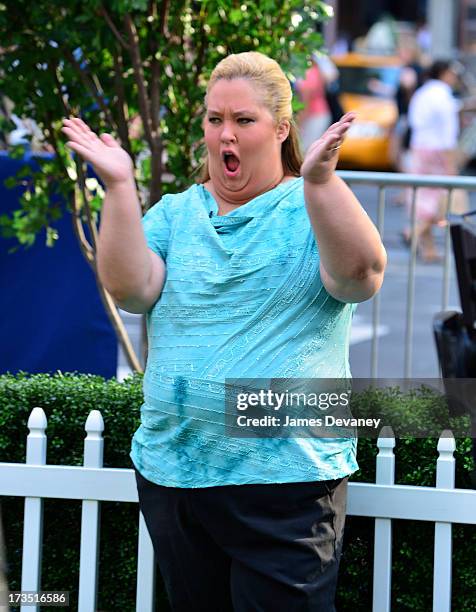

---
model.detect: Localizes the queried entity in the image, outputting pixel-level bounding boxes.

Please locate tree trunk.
[70,187,143,373]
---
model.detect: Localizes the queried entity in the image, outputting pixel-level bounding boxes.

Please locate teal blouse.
[130,178,358,487]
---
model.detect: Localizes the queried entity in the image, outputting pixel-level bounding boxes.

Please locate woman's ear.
[276,120,291,143]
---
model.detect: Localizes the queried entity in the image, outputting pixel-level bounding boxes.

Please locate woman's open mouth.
[223,152,241,177]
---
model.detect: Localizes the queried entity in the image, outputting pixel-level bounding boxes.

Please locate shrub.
[0,373,474,611]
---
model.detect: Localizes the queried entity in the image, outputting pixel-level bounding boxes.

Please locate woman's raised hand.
[300,112,356,186]
[61,117,134,188]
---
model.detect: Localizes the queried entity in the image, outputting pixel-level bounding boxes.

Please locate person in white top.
[406,60,460,262]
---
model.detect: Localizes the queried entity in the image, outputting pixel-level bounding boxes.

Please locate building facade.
[325,0,472,59]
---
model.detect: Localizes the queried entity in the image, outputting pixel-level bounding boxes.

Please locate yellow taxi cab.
[332,53,402,170]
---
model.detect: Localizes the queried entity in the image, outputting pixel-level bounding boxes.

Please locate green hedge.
[0,372,474,611]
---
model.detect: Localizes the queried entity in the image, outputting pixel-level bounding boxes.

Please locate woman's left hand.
[300,112,356,186]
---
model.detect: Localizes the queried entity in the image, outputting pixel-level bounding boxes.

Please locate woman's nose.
[220,122,237,143]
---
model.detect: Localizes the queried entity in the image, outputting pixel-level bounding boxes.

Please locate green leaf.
[45,225,58,247]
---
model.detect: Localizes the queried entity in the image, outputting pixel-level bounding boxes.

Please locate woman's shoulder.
[146,183,203,214]
[278,176,304,205]
[162,183,201,204]
[271,178,308,229]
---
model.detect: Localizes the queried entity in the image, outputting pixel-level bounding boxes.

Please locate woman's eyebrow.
[206,108,256,116]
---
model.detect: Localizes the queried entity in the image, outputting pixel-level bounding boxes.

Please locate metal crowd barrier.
[337,171,476,378]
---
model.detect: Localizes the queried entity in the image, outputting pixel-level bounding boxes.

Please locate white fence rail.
[1,408,475,611]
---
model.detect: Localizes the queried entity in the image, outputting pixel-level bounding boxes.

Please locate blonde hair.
[198,51,303,182]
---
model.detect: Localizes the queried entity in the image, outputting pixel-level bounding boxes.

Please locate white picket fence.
[1,409,476,612]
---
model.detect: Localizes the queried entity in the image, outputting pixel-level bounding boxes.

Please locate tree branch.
[98,5,129,50]
[158,0,170,37]
[97,282,144,373]
[71,188,142,372]
[123,13,154,148]
[45,69,96,262]
[71,189,95,263]
[49,61,71,118]
[43,112,69,179]
[111,45,134,161]
[63,47,115,126]
[74,161,99,252]
[149,37,161,135]
[194,11,207,88]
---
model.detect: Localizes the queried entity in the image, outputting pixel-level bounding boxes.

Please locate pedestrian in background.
[392,42,423,176]
[296,54,333,152]
[404,60,461,262]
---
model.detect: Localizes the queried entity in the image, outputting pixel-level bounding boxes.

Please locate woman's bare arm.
[62,118,165,313]
[300,113,387,303]
[96,177,165,313]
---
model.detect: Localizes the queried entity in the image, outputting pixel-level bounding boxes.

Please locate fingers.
[322,137,342,160]
[318,111,356,155]
[62,118,120,151]
[308,119,349,156]
[64,117,92,135]
[327,112,356,137]
[306,129,345,164]
[100,133,120,148]
[63,140,92,158]
[328,111,357,131]
[302,111,357,174]
[341,111,357,122]
[61,125,96,151]
[62,117,100,145]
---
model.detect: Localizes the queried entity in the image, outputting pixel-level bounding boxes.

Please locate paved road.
[118,182,476,380]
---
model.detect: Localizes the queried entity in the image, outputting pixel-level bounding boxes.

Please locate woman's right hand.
[61,117,134,188]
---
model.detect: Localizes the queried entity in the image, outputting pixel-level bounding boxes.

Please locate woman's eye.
[208,117,221,124]
[238,118,253,124]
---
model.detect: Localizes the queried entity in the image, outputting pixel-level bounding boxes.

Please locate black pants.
[135,470,348,612]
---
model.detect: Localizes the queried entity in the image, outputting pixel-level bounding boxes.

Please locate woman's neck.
[204,174,294,216]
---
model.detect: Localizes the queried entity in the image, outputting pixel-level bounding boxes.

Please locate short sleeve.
[436,95,460,149]
[141,195,170,261]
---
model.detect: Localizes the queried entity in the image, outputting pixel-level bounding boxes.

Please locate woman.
[296,54,333,153]
[62,51,386,611]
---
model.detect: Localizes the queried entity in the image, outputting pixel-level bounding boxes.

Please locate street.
[350,251,445,377]
[118,181,476,380]
[348,182,473,378]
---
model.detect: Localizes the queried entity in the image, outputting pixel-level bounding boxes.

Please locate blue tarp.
[0,152,117,377]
